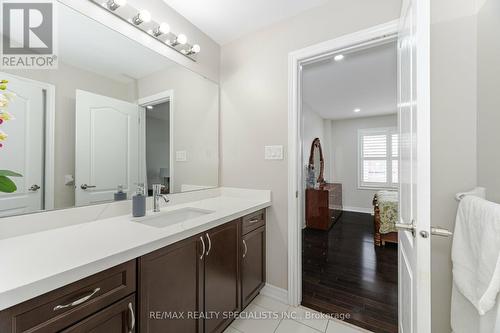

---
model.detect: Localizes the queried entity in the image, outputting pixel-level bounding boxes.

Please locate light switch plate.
[176,150,187,162]
[264,145,284,160]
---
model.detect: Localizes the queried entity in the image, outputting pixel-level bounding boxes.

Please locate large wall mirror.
[0,2,219,217]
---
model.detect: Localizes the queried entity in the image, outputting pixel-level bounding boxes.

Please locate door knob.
[29,184,41,192]
[395,221,416,237]
[80,184,97,190]
[396,221,453,238]
[430,227,453,237]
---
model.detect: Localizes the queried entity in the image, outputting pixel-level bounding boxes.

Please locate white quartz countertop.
[0,188,271,311]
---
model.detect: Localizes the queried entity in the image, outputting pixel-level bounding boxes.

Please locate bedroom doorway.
[296,28,399,333]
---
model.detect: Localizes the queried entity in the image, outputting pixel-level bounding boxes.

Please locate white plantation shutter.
[358,128,398,188]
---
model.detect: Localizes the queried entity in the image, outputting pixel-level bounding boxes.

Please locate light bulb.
[153,22,170,36]
[191,44,201,53]
[334,54,344,61]
[133,9,151,25]
[354,108,361,113]
[186,44,201,55]
[158,22,170,34]
[176,34,187,45]
[106,0,126,11]
[138,10,151,23]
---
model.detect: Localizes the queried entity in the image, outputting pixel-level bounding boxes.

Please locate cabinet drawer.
[0,260,136,333]
[242,210,265,235]
[61,294,136,333]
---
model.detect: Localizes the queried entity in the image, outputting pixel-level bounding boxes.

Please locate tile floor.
[225,294,372,333]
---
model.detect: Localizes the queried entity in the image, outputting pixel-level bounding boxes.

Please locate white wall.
[220,0,402,290]
[477,0,500,203]
[430,1,478,331]
[4,63,135,209]
[138,66,219,192]
[330,115,397,212]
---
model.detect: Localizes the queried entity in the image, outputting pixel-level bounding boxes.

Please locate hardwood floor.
[302,211,398,333]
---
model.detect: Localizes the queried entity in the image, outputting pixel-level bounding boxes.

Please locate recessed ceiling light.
[354,108,361,113]
[334,54,344,61]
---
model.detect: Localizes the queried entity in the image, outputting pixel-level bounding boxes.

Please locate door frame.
[138,90,175,192]
[0,72,56,211]
[287,20,400,306]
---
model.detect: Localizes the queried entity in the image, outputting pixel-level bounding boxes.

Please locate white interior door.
[75,90,140,206]
[0,74,44,217]
[397,0,431,332]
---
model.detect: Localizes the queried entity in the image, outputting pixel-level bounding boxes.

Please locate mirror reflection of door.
[75,90,140,206]
[145,101,170,195]
[0,74,45,217]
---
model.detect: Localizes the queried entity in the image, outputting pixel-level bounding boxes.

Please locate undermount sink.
[133,207,215,228]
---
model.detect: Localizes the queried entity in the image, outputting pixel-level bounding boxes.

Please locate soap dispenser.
[114,185,127,201]
[132,183,146,217]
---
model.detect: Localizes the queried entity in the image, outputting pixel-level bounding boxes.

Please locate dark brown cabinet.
[0,261,136,333]
[0,209,266,333]
[61,295,136,333]
[138,235,204,333]
[306,183,343,230]
[203,221,240,333]
[240,210,266,309]
[139,220,240,333]
[241,226,266,308]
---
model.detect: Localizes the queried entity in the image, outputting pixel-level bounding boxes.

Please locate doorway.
[303,39,398,333]
[287,21,400,333]
[138,90,175,195]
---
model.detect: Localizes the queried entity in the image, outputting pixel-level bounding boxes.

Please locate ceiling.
[302,41,397,121]
[162,0,329,45]
[58,3,176,83]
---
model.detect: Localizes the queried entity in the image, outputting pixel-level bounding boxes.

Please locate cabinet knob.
[242,240,248,258]
[128,302,135,333]
[199,236,206,260]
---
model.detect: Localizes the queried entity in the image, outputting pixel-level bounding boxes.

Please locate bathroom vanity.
[0,188,270,333]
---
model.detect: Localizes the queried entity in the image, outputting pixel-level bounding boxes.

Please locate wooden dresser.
[306,183,343,230]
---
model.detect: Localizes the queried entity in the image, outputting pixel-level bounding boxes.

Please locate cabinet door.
[61,295,135,333]
[241,226,266,308]
[139,235,204,333]
[204,220,240,333]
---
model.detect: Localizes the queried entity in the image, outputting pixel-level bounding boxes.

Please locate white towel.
[452,196,500,315]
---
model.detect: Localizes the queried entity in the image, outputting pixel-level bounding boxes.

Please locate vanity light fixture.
[186,44,201,55]
[153,22,170,37]
[334,54,345,61]
[105,0,126,11]
[132,9,151,25]
[90,0,200,61]
[354,108,361,113]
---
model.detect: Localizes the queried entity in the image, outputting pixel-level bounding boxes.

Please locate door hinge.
[295,191,298,198]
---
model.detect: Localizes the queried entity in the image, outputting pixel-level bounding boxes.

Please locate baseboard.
[343,206,374,215]
[260,283,289,305]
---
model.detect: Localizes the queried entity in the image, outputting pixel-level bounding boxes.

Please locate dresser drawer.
[242,209,266,235]
[0,260,136,333]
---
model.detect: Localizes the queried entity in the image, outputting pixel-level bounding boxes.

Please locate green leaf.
[0,170,22,177]
[0,176,17,193]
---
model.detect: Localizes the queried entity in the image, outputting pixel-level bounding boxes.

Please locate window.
[358,127,398,189]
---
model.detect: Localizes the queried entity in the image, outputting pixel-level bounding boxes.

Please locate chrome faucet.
[152,184,169,212]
